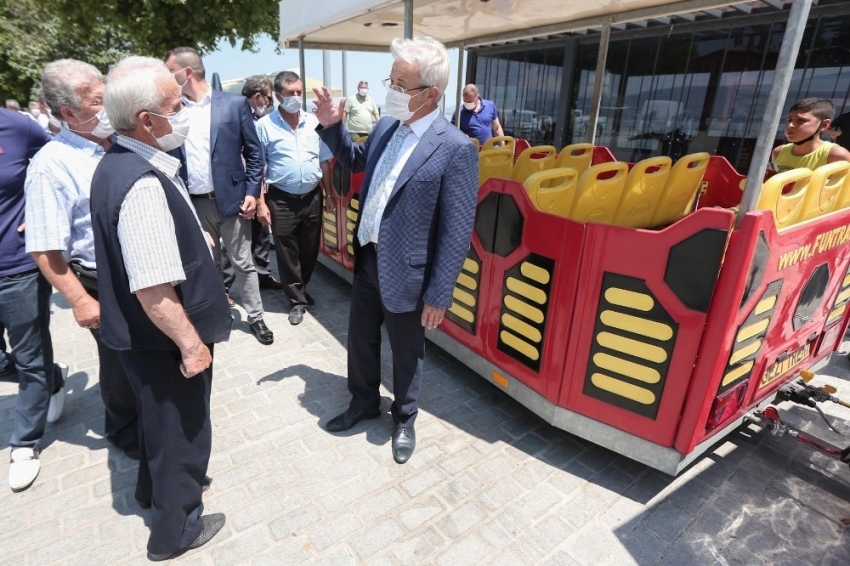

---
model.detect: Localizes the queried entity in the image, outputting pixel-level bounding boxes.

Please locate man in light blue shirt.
[255,71,335,325]
[24,59,140,459]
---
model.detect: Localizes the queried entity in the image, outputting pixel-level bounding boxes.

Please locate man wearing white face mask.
[255,70,335,326]
[165,46,272,345]
[451,83,504,145]
[313,37,478,464]
[25,59,141,462]
[91,56,231,560]
[343,80,381,142]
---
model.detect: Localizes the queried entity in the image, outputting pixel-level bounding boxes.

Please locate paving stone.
[349,518,405,560]
[519,514,574,557]
[230,496,286,532]
[306,511,362,552]
[354,487,405,523]
[401,468,447,498]
[436,534,493,566]
[559,487,608,528]
[437,500,487,538]
[211,528,272,565]
[399,496,445,531]
[389,527,446,565]
[269,503,323,541]
[642,500,695,542]
[479,507,532,549]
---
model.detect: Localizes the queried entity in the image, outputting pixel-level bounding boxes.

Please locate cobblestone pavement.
[1,264,850,565]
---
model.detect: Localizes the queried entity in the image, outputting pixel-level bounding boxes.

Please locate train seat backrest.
[555,143,594,178]
[756,167,812,230]
[479,148,515,186]
[649,152,711,228]
[482,136,516,154]
[799,161,850,222]
[612,156,673,229]
[569,161,629,224]
[523,167,580,217]
[512,145,557,184]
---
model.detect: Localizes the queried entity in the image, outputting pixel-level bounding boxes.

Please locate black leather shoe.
[250,319,274,345]
[289,306,306,325]
[325,406,381,432]
[392,426,416,464]
[306,292,315,306]
[259,276,283,290]
[147,513,226,561]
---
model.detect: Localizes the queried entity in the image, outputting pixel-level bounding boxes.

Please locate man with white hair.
[313,36,479,464]
[91,56,231,560]
[25,59,140,461]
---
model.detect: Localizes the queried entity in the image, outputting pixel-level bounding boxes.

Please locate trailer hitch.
[749,407,847,463]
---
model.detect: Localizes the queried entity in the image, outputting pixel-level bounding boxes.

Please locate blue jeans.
[0,269,60,448]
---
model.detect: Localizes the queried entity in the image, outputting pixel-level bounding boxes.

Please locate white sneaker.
[9,447,40,492]
[47,363,68,424]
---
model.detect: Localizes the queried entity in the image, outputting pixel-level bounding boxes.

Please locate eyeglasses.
[382,78,430,94]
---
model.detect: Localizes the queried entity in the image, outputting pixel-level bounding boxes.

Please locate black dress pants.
[347,244,424,427]
[267,186,321,306]
[81,284,139,452]
[118,346,213,555]
[221,217,273,291]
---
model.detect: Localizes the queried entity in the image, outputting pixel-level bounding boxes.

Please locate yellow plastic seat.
[755,167,812,230]
[799,161,850,221]
[836,169,850,211]
[482,136,516,154]
[569,162,629,224]
[469,137,480,149]
[523,168,579,217]
[555,143,594,177]
[479,148,514,186]
[355,135,368,145]
[650,152,711,228]
[612,156,673,228]
[512,145,557,183]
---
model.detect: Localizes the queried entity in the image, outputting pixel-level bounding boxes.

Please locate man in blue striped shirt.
[25,59,140,459]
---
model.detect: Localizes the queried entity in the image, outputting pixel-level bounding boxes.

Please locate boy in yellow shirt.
[772,97,850,172]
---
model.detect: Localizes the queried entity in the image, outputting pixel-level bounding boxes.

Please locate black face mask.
[792,121,824,145]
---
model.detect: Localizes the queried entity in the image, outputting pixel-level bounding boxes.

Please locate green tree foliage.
[0,0,277,102]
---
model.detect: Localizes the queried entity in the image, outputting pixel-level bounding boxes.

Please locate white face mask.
[384,88,427,123]
[463,101,476,111]
[150,108,191,152]
[280,95,302,114]
[91,109,115,138]
[64,108,113,138]
[30,108,41,117]
[358,88,368,97]
[254,103,271,118]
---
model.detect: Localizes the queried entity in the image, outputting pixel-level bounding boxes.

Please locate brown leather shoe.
[225,293,235,306]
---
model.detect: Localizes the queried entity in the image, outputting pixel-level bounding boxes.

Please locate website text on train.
[279,0,850,475]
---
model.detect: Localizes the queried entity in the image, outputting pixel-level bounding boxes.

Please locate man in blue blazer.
[165,47,273,345]
[314,37,479,464]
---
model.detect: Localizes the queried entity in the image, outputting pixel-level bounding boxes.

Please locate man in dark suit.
[313,36,479,464]
[165,47,273,345]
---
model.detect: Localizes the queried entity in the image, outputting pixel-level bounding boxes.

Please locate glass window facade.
[474,46,565,145]
[469,8,850,173]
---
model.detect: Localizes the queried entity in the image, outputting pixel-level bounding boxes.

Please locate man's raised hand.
[312,86,345,127]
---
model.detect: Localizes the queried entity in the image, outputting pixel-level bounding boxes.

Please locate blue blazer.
[177,90,263,218]
[319,115,479,313]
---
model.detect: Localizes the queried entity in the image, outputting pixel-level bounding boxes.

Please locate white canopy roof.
[277,0,790,50]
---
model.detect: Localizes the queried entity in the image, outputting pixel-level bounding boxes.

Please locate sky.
[203,36,464,112]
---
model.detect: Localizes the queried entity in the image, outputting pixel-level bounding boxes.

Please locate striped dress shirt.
[114,135,205,294]
[24,128,104,268]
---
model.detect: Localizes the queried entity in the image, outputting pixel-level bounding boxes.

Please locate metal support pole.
[587,24,610,145]
[738,0,813,226]
[342,51,348,98]
[404,0,413,39]
[322,50,331,93]
[299,36,307,107]
[455,47,464,128]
